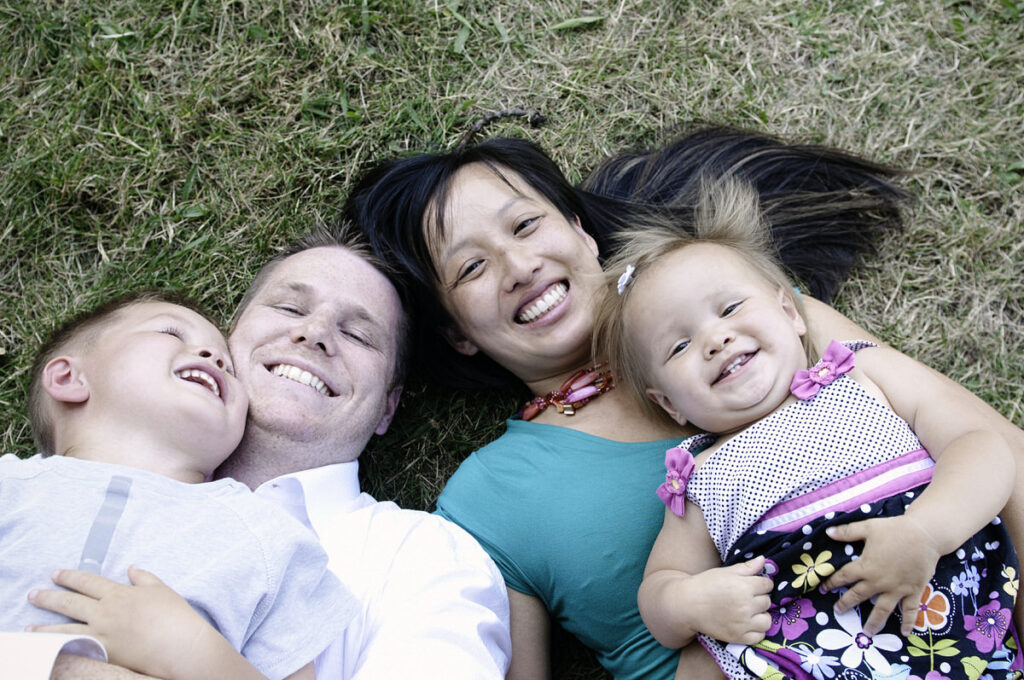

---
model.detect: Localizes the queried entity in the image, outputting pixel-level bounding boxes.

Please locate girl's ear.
[42,356,90,404]
[646,387,688,428]
[778,287,807,337]
[439,326,480,357]
[571,215,600,258]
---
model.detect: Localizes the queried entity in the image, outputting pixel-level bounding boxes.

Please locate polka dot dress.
[682,341,922,561]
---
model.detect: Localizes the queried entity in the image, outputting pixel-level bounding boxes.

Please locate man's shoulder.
[327,493,490,566]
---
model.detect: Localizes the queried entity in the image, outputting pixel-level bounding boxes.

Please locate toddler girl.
[593,178,1020,680]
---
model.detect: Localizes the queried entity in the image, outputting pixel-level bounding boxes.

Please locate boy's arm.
[639,504,773,649]
[28,567,270,680]
[823,344,1016,635]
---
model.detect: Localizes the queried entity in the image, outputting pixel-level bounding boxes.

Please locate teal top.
[435,419,680,680]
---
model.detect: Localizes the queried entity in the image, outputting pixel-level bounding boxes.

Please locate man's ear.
[570,215,600,258]
[646,387,688,428]
[778,287,807,337]
[439,326,479,357]
[42,356,90,404]
[374,385,404,436]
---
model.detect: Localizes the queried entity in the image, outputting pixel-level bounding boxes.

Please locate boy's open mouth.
[175,368,222,399]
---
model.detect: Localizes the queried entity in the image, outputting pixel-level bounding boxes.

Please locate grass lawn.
[2,1,1022,677]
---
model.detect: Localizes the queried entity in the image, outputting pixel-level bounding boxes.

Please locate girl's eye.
[513,217,538,235]
[160,327,185,340]
[722,302,740,316]
[669,340,690,357]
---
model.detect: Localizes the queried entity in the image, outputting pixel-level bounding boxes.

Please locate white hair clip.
[617,264,636,296]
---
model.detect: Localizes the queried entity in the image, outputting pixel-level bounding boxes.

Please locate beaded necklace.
[518,362,615,421]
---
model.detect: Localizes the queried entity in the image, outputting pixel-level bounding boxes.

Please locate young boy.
[0,291,357,680]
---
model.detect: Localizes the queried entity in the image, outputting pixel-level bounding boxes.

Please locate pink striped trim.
[752,449,934,535]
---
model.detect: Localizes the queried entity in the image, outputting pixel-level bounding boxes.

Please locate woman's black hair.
[344,125,909,390]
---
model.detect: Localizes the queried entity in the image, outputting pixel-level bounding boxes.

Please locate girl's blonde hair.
[593,175,812,425]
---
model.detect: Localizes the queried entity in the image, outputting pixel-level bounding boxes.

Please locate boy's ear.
[42,356,90,404]
[778,287,807,337]
[646,387,688,428]
[439,326,479,357]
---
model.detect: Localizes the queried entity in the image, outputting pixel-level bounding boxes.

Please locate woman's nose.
[502,244,542,292]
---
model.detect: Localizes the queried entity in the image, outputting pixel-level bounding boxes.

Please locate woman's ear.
[646,387,688,428]
[439,326,480,357]
[571,215,600,258]
[778,287,807,337]
[42,356,90,404]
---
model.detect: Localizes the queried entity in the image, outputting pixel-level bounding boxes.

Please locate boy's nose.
[198,348,226,369]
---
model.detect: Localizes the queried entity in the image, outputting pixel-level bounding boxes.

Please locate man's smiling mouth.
[269,363,334,396]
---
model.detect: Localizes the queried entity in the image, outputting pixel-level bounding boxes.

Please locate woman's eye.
[456,260,483,283]
[669,340,689,357]
[274,304,302,315]
[513,217,538,235]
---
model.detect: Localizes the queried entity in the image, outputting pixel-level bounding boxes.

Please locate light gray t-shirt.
[0,454,357,680]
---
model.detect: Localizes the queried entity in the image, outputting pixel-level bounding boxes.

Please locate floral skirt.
[705,484,1021,680]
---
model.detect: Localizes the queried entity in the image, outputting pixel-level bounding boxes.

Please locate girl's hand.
[681,556,774,644]
[822,514,941,637]
[28,566,236,680]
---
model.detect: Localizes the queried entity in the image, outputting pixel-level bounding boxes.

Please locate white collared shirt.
[7,461,510,680]
[255,461,511,680]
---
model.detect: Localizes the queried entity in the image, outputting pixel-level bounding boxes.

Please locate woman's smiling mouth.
[516,282,568,324]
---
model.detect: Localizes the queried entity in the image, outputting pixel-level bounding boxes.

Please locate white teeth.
[517,282,568,323]
[271,364,331,396]
[175,368,220,398]
[719,355,748,380]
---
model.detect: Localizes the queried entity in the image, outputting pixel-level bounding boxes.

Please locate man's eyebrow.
[266,281,312,296]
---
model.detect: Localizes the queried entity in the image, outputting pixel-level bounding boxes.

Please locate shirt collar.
[254,461,362,537]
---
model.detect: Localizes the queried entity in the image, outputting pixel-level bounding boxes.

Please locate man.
[5,224,512,679]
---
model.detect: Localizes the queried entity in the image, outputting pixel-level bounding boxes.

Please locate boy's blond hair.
[593,176,812,425]
[28,290,208,456]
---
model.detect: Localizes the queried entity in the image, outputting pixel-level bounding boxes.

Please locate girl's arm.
[639,504,773,649]
[822,344,1016,635]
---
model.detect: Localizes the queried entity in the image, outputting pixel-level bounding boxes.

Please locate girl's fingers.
[862,595,897,637]
[28,587,94,623]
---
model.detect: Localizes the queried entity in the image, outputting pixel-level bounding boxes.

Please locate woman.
[344,126,1024,679]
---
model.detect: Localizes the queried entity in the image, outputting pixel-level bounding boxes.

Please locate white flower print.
[816,608,903,672]
[794,646,841,680]
[951,565,981,597]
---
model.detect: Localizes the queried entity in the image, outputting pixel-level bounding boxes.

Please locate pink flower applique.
[965,598,1011,654]
[656,447,695,517]
[790,340,856,400]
